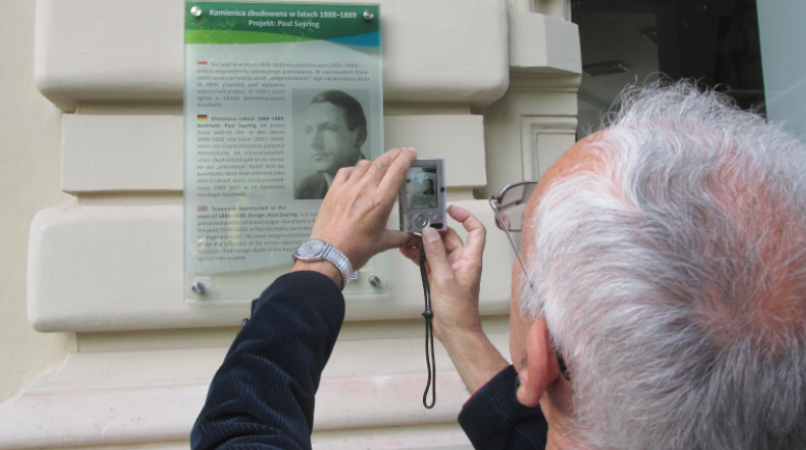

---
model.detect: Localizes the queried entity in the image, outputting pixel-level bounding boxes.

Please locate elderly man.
[409,83,806,449]
[295,90,368,200]
[193,84,806,449]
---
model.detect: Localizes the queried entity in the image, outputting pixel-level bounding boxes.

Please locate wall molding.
[520,116,578,179]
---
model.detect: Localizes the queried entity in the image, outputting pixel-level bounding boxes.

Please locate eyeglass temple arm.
[490,200,532,280]
[491,198,568,379]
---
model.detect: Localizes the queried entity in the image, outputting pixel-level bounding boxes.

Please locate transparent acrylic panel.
[184,2,385,301]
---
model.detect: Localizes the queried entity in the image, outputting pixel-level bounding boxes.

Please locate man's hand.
[400,205,508,393]
[293,148,420,285]
[401,205,485,340]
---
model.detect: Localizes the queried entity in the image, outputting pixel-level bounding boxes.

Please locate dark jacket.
[191,271,548,449]
[295,173,329,200]
[191,272,343,449]
[459,366,548,449]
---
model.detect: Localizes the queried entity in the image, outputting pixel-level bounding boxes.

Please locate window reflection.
[572,0,766,138]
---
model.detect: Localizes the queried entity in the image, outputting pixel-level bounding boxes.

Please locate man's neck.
[546,431,585,450]
[324,151,367,187]
[541,392,592,450]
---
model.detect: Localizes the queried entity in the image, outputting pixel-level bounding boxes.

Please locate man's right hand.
[400,205,509,393]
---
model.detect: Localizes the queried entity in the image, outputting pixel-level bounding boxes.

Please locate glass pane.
[183,2,386,301]
[573,0,766,138]
[499,183,536,231]
[757,0,806,140]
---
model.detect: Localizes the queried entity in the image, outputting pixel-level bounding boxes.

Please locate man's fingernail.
[422,228,439,243]
[404,147,416,153]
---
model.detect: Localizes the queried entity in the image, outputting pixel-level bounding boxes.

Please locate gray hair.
[520,82,806,450]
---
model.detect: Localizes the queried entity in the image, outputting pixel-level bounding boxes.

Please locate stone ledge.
[35,0,508,111]
[27,200,512,332]
[61,114,486,193]
[0,331,510,449]
[508,12,582,75]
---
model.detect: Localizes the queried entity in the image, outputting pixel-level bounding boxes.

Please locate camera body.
[399,158,447,233]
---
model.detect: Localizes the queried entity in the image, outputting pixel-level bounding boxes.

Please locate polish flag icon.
[198,206,208,212]
[197,61,208,65]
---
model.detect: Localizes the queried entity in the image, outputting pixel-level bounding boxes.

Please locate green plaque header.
[186,2,380,44]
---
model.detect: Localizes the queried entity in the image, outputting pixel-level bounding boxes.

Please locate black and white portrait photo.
[406,166,438,210]
[422,178,435,195]
[292,89,370,200]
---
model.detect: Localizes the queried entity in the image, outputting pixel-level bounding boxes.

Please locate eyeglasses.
[489,180,539,278]
[489,180,571,380]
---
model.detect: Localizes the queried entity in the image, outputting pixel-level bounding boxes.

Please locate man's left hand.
[400,206,509,393]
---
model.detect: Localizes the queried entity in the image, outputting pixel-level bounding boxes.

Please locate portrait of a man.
[422,179,435,195]
[294,90,368,200]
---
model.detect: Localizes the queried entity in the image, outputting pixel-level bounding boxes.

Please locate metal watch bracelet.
[293,239,353,289]
[320,243,352,289]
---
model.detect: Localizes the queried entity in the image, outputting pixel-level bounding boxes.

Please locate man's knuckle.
[370,161,387,175]
[376,152,394,165]
[376,155,395,170]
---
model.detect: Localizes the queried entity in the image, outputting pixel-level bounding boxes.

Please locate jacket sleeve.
[191,271,345,450]
[458,365,548,450]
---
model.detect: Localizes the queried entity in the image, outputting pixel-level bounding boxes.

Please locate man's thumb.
[421,228,452,280]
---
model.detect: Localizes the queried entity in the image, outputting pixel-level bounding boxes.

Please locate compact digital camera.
[399,158,447,233]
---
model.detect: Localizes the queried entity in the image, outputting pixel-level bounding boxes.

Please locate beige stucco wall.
[0,0,75,404]
[0,2,581,447]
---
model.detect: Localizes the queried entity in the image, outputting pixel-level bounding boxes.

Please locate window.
[573,0,769,137]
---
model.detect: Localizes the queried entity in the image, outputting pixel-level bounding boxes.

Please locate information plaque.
[184,2,385,301]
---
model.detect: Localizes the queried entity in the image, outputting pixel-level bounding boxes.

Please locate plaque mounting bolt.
[369,276,381,287]
[363,10,374,21]
[190,6,203,18]
[191,282,206,294]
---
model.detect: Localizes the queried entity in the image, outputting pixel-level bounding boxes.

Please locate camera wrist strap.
[419,246,436,409]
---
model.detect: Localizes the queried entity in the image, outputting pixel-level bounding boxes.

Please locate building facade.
[0,0,580,448]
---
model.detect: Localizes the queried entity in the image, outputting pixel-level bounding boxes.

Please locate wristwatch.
[292,239,353,289]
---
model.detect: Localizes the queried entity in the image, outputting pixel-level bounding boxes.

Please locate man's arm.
[191,271,344,449]
[401,207,509,392]
[440,326,509,393]
[191,148,420,449]
[458,366,548,449]
[401,208,548,449]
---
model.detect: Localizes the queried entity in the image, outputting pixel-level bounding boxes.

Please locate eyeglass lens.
[498,183,537,232]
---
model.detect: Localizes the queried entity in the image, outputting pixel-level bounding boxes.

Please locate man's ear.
[355,125,368,148]
[516,318,561,407]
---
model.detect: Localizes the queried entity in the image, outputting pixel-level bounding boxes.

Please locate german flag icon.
[197,114,208,120]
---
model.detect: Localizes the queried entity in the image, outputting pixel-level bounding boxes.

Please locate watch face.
[297,239,325,257]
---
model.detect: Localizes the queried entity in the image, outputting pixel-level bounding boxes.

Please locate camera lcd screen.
[407,166,438,210]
